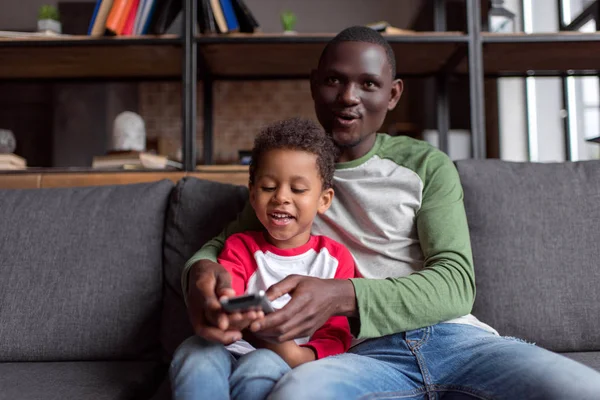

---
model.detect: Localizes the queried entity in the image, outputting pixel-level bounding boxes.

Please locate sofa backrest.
[161,177,249,357]
[456,159,600,352]
[0,180,173,362]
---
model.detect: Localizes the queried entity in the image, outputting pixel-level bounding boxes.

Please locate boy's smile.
[311,41,403,162]
[250,148,333,249]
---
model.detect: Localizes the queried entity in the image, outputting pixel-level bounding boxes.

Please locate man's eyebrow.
[360,73,383,80]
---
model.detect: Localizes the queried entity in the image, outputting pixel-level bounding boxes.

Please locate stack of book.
[198,0,259,34]
[87,0,258,36]
[0,154,27,170]
[92,151,183,170]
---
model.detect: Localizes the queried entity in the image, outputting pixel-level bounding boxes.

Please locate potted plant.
[281,11,297,35]
[37,5,61,34]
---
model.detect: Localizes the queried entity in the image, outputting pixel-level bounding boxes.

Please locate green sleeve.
[350,150,475,338]
[181,201,263,303]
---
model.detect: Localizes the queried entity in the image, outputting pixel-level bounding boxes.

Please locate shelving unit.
[457,32,600,76]
[0,0,598,172]
[0,35,182,79]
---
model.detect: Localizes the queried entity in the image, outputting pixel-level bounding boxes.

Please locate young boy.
[170,117,356,400]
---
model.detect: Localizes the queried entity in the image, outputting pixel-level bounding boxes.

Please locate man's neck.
[337,133,377,163]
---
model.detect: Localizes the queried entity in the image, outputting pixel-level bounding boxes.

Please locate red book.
[105,0,134,35]
[122,0,140,35]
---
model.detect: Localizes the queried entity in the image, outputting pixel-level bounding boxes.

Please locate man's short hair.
[249,118,337,190]
[319,25,397,78]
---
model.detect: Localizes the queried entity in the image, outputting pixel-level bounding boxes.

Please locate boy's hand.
[187,259,261,344]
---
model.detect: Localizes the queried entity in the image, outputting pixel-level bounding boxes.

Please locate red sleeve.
[300,239,356,359]
[216,233,257,295]
[301,316,353,359]
[332,242,359,279]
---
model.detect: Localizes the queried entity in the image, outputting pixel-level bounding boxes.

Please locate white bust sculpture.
[112,111,146,152]
[0,129,16,154]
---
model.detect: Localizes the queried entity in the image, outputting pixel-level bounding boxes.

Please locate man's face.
[311,41,402,158]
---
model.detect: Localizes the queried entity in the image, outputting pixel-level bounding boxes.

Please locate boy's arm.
[182,201,262,303]
[349,152,475,338]
[250,338,316,368]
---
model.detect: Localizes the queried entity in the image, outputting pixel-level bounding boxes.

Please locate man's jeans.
[170,336,290,400]
[268,323,600,400]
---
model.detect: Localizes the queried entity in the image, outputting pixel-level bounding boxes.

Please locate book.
[106,0,135,35]
[90,0,114,36]
[0,153,26,167]
[92,151,182,169]
[198,0,217,34]
[0,162,25,171]
[230,0,259,33]
[139,0,159,34]
[210,0,228,33]
[133,0,146,34]
[122,0,140,35]
[219,0,239,32]
[87,0,104,34]
[148,0,181,35]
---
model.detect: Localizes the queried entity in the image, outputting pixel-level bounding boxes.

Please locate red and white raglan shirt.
[217,230,357,359]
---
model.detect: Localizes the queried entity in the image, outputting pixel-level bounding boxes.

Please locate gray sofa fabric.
[0,181,173,362]
[562,352,600,372]
[456,160,600,353]
[161,177,249,357]
[0,361,165,400]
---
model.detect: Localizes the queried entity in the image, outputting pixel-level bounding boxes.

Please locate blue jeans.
[268,323,600,399]
[170,336,291,400]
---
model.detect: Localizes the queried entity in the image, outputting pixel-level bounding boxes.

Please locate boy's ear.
[249,183,257,208]
[388,79,403,111]
[317,187,334,214]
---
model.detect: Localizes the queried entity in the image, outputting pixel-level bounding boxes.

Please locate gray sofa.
[1,159,599,399]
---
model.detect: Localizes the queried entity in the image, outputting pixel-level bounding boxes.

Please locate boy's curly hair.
[249,118,337,190]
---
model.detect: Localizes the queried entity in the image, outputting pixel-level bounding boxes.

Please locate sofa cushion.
[162,177,249,358]
[561,352,600,373]
[0,180,173,361]
[456,160,600,352]
[0,361,166,400]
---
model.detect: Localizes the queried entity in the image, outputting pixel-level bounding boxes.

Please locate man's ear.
[317,187,334,214]
[387,79,403,111]
[310,69,318,100]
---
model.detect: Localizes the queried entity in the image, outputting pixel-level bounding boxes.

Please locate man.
[175,26,600,399]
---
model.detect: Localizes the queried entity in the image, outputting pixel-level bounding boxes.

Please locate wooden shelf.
[197,32,467,78]
[0,169,249,189]
[458,32,600,76]
[0,35,182,79]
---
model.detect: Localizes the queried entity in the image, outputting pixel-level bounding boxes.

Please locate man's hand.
[187,259,261,344]
[249,275,357,342]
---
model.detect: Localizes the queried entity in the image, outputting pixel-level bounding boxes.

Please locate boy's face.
[249,149,334,249]
[311,41,402,160]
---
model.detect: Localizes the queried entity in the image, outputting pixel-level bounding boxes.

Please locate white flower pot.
[37,19,62,34]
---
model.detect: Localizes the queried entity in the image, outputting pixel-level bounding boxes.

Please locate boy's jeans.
[267,323,600,400]
[170,337,290,400]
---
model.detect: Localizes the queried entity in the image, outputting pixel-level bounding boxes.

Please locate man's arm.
[181,201,262,303]
[350,151,475,338]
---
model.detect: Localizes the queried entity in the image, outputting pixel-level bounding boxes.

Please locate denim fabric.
[170,336,290,400]
[268,323,600,400]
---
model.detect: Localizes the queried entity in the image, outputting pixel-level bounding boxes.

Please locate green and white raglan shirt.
[183,134,497,339]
